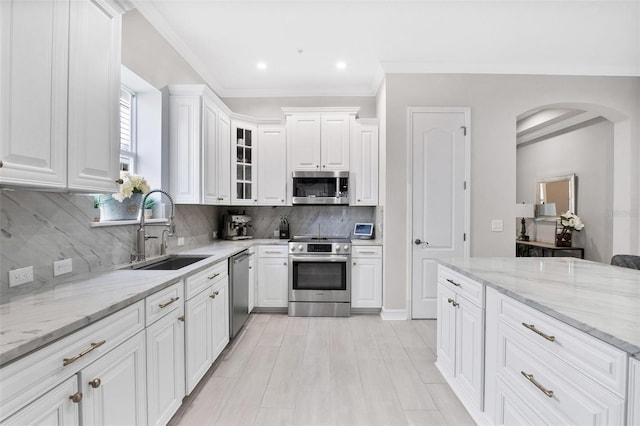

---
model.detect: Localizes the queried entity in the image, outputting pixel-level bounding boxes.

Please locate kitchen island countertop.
[439,257,640,355]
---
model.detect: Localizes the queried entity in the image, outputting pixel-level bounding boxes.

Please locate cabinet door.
[351,123,378,205]
[185,288,213,395]
[629,358,640,426]
[81,331,147,426]
[216,110,232,204]
[146,307,185,426]
[320,114,350,171]
[436,283,456,378]
[248,254,256,312]
[257,257,289,307]
[201,96,219,205]
[2,376,79,426]
[0,0,68,189]
[67,0,121,192]
[455,294,484,409]
[231,121,258,205]
[289,114,321,171]
[257,125,287,205]
[351,257,382,308]
[211,278,230,360]
[494,378,546,426]
[169,95,201,203]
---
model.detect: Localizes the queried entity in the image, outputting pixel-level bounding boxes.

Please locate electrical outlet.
[9,266,34,287]
[273,229,279,237]
[491,219,504,232]
[177,237,185,246]
[212,231,218,239]
[53,258,72,277]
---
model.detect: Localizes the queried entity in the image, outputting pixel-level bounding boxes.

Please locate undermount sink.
[133,255,210,271]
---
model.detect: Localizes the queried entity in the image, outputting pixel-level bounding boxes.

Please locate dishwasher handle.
[232,251,250,264]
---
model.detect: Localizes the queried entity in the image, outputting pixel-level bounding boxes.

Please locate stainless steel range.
[288,236,351,317]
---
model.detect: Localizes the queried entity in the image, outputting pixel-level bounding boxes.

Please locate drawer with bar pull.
[438,265,484,307]
[0,301,144,421]
[184,260,228,300]
[492,291,627,398]
[352,245,382,257]
[495,318,625,425]
[146,280,184,326]
[258,246,289,257]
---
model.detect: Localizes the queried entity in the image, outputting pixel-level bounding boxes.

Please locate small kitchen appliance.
[288,235,351,317]
[222,213,253,240]
[279,216,290,239]
[352,223,374,240]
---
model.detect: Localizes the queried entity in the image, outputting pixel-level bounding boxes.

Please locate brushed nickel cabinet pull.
[359,251,377,254]
[207,273,221,280]
[210,290,220,299]
[0,160,3,168]
[452,300,459,307]
[115,178,124,184]
[447,298,455,304]
[159,297,179,308]
[521,371,554,398]
[446,278,461,287]
[522,323,556,342]
[63,340,106,366]
[178,315,185,322]
[69,392,83,403]
[89,378,101,389]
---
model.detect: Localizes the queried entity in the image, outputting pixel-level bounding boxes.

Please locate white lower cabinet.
[351,245,382,308]
[630,358,640,426]
[146,283,185,426]
[184,261,230,395]
[485,286,626,426]
[436,266,485,418]
[81,331,147,425]
[256,246,289,308]
[248,247,256,312]
[2,376,80,426]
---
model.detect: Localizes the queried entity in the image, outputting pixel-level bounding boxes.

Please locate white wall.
[382,73,639,312]
[517,119,614,263]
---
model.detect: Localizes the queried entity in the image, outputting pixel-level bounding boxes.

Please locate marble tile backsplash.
[1,190,379,298]
[225,205,377,239]
[0,190,220,298]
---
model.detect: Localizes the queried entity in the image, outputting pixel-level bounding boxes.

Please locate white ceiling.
[131,0,640,97]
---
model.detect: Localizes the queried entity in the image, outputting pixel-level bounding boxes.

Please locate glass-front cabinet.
[231,120,258,205]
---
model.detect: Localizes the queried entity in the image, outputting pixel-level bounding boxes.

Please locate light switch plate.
[53,258,72,276]
[491,219,504,232]
[9,266,34,287]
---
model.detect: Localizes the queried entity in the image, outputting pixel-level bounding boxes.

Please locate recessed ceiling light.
[257,62,267,70]
[336,61,347,70]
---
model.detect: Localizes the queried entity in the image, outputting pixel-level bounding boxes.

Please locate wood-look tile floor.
[169,314,475,426]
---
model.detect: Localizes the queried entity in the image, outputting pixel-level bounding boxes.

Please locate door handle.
[414,239,429,246]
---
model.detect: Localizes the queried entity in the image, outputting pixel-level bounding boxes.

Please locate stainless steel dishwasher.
[229,250,250,339]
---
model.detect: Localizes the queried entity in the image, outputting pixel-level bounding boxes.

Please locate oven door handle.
[289,255,350,263]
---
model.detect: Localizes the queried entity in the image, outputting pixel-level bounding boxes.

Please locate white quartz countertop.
[0,238,288,367]
[439,257,640,355]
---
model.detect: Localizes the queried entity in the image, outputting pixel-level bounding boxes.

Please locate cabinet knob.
[316,165,319,168]
[89,378,101,389]
[115,179,124,184]
[353,262,356,265]
[283,262,287,266]
[322,165,326,168]
[209,290,219,299]
[357,199,361,202]
[0,160,3,168]
[69,392,83,403]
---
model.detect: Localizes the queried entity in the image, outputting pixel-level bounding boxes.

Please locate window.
[120,86,136,172]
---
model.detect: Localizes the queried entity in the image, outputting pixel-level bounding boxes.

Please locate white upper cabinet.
[169,85,231,205]
[288,114,321,171]
[231,120,258,205]
[0,0,122,192]
[257,125,287,206]
[320,114,350,171]
[351,120,379,206]
[284,108,358,172]
[67,0,121,192]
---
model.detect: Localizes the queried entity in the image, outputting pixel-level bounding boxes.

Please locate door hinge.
[463,181,467,190]
[461,126,467,136]
[463,233,466,242]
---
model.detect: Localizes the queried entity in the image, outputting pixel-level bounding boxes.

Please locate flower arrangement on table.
[99,172,150,221]
[556,211,584,247]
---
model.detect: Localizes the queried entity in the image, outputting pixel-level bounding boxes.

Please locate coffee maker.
[222,214,253,240]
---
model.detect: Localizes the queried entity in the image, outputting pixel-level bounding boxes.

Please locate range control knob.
[290,246,295,251]
[335,246,341,251]
[298,245,303,251]
[343,245,349,251]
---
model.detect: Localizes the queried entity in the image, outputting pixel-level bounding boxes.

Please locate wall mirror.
[535,174,576,219]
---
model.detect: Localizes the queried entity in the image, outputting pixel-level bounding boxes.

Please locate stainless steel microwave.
[292,171,349,205]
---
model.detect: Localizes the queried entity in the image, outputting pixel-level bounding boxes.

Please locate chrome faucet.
[136,189,175,261]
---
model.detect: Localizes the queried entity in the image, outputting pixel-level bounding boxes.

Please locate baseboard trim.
[380,308,408,320]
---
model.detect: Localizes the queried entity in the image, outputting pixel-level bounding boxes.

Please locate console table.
[515,240,585,259]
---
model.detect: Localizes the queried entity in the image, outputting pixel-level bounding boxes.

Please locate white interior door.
[411,108,469,319]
